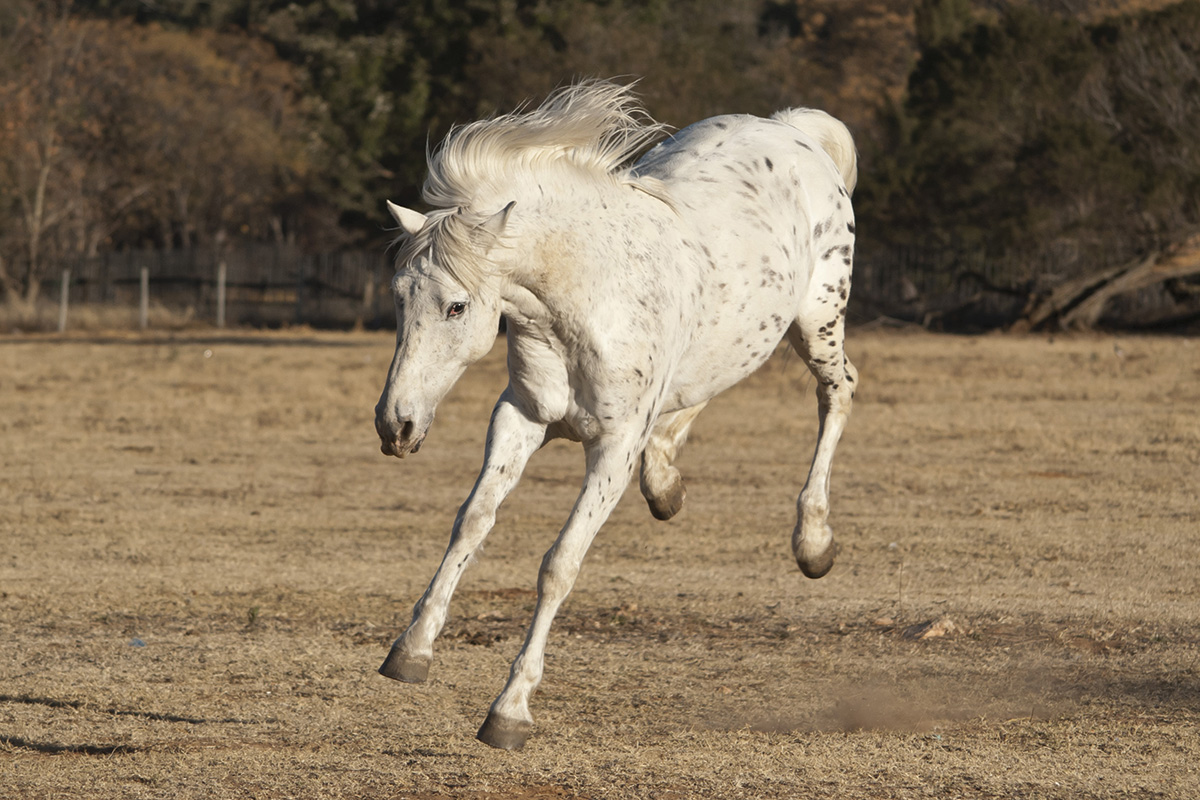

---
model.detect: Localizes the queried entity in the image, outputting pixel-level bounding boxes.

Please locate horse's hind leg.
[639,401,707,520]
[787,313,857,578]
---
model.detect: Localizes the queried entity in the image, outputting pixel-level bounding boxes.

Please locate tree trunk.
[1016,232,1200,330]
[21,161,53,304]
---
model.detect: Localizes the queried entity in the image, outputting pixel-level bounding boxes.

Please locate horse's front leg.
[379,394,547,683]
[477,432,643,750]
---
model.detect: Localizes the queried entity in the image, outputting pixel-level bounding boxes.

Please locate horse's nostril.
[401,419,415,440]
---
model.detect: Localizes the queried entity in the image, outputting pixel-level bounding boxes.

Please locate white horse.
[374,80,858,749]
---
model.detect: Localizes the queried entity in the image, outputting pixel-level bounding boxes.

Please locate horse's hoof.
[646,479,685,521]
[796,540,837,579]
[378,649,430,683]
[476,712,532,750]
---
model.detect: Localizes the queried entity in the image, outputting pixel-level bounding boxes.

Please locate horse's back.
[633,113,855,410]
[635,113,850,213]
[634,111,853,296]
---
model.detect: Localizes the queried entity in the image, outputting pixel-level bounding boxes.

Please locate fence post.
[359,266,375,330]
[58,269,70,333]
[294,256,305,325]
[216,260,227,328]
[140,266,149,330]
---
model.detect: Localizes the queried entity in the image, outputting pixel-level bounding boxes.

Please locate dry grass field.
[1,327,1197,799]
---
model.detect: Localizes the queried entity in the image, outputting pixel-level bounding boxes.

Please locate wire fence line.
[46,244,395,330]
[35,241,1197,332]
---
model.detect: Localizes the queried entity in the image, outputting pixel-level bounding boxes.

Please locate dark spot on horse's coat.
[715,121,728,130]
[847,221,856,233]
[765,157,774,171]
[760,322,768,331]
[794,139,813,151]
[741,180,759,194]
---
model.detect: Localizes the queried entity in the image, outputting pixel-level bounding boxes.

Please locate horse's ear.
[477,201,515,244]
[387,201,428,236]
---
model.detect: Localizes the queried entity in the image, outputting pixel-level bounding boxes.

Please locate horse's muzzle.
[376,417,426,458]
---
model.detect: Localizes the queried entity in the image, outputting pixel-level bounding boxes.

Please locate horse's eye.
[446,301,467,319]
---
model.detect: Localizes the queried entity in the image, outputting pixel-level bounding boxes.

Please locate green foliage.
[10,0,1200,296]
[857,0,1200,279]
[914,0,973,51]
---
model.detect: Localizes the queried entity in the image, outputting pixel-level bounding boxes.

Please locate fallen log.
[1014,232,1200,331]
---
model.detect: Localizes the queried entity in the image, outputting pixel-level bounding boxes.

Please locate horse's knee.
[537,547,581,597]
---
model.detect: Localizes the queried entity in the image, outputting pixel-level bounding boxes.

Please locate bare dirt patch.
[1,328,1197,798]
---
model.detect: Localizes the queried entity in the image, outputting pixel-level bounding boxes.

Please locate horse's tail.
[771,108,858,196]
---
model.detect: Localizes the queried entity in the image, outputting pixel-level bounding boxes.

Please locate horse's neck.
[505,177,658,292]
[499,180,673,381]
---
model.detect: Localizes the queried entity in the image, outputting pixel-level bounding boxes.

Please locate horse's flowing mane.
[422,79,668,211]
[396,80,668,289]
